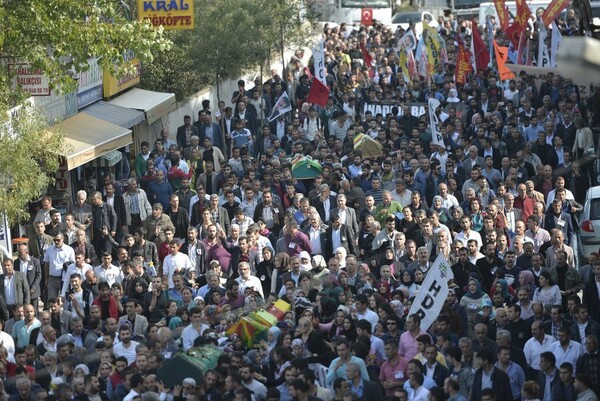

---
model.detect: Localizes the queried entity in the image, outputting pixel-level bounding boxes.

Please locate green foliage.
[139,0,317,100]
[0,0,171,101]
[0,0,171,225]
[140,29,209,101]
[0,106,68,224]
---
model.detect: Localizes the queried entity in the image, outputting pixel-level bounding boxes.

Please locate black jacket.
[324,224,356,260]
[470,366,512,401]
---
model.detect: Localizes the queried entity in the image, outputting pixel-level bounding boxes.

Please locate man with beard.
[165,194,189,240]
[180,226,207,278]
[204,225,232,276]
[476,243,504,291]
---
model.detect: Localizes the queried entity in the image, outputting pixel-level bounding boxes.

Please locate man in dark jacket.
[470,349,512,401]
[90,191,118,257]
[323,213,356,260]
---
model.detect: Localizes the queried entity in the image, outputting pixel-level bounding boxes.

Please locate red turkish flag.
[361,8,373,26]
[307,78,329,107]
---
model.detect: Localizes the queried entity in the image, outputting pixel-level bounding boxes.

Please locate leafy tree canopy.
[0,0,171,225]
[141,0,317,100]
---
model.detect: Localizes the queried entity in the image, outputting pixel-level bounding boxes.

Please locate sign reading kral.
[138,0,194,30]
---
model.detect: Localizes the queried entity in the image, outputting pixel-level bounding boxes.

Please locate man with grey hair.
[496,328,528,369]
[235,262,263,298]
[313,184,336,223]
[123,178,152,233]
[330,193,359,238]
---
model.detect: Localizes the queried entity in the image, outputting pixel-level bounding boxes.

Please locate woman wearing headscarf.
[339,315,358,342]
[337,271,357,299]
[318,308,347,340]
[397,270,420,297]
[256,247,276,297]
[459,278,491,337]
[492,278,514,305]
[266,326,281,353]
[376,247,398,278]
[518,270,537,299]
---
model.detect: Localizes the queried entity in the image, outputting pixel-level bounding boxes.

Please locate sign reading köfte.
[10,63,50,96]
[138,0,194,30]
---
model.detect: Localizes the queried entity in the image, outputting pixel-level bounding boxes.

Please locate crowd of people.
[2,8,600,401]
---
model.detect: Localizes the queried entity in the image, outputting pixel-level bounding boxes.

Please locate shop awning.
[82,101,145,128]
[107,88,176,124]
[57,113,132,170]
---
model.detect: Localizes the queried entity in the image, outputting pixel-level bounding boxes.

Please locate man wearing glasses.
[43,233,75,303]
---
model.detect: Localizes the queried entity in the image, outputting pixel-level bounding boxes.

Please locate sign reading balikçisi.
[9,63,50,96]
[138,0,194,30]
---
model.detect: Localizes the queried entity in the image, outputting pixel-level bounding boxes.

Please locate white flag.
[428,98,444,148]
[311,40,327,86]
[550,22,562,67]
[268,91,292,122]
[538,26,551,67]
[399,30,417,53]
[408,253,454,330]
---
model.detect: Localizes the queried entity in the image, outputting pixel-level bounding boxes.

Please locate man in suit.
[324,213,356,260]
[253,191,284,237]
[582,261,600,324]
[205,194,231,236]
[177,115,199,150]
[302,212,327,257]
[122,178,153,234]
[0,259,30,317]
[28,221,53,261]
[105,181,127,244]
[196,110,226,154]
[69,229,98,266]
[504,192,523,237]
[180,226,207,277]
[13,244,42,313]
[90,191,118,257]
[312,184,337,224]
[470,348,512,401]
[330,193,359,239]
[536,352,560,400]
[233,100,258,136]
[196,161,220,196]
[423,344,449,387]
[119,298,149,339]
[346,361,383,401]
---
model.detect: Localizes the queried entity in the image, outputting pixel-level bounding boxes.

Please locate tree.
[140,29,209,101]
[139,0,317,101]
[0,0,171,100]
[0,0,171,225]
[0,106,67,224]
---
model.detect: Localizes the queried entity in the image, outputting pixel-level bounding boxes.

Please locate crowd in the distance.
[2,9,600,401]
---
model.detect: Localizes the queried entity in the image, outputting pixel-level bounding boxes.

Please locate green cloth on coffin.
[157,345,222,387]
[291,155,322,179]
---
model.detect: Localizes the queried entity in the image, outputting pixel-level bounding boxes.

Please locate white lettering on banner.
[362,102,425,117]
[312,41,327,86]
[408,253,454,330]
